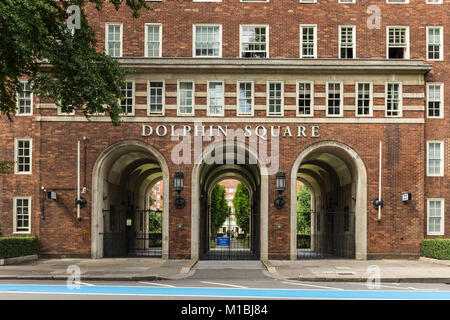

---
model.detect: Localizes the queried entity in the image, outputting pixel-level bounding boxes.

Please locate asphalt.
[0,257,449,283]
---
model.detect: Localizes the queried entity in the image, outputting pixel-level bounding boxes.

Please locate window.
[57,102,75,115]
[356,82,372,116]
[427,141,444,176]
[194,25,221,57]
[15,138,32,174]
[326,82,343,116]
[427,199,444,235]
[427,26,443,61]
[300,25,317,58]
[339,26,355,59]
[426,0,442,3]
[386,0,409,3]
[106,23,122,57]
[339,0,355,2]
[267,81,284,116]
[120,81,134,115]
[240,25,268,58]
[207,81,224,116]
[178,81,194,115]
[240,0,268,2]
[17,82,32,115]
[386,82,402,117]
[427,83,443,118]
[300,0,317,3]
[297,81,314,116]
[387,26,409,59]
[145,24,162,57]
[237,81,254,116]
[14,197,31,233]
[148,81,165,116]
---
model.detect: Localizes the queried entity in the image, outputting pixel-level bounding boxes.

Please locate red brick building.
[0,1,448,260]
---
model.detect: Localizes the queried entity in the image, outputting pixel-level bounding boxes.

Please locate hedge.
[421,239,450,260]
[0,237,38,259]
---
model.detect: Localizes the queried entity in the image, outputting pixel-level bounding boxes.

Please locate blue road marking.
[0,284,449,299]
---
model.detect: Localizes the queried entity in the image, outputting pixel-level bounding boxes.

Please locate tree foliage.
[297,184,311,234]
[210,184,229,235]
[0,0,152,126]
[233,183,250,234]
[0,161,14,175]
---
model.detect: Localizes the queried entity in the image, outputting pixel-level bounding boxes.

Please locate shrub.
[0,223,2,237]
[421,239,450,260]
[0,237,38,259]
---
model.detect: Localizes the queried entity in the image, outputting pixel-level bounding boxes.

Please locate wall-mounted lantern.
[174,172,186,209]
[274,172,286,209]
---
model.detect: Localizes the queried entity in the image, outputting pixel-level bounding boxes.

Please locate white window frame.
[426,0,443,3]
[426,26,443,61]
[240,0,269,2]
[385,81,403,117]
[207,80,225,117]
[339,25,356,59]
[16,81,33,116]
[355,81,373,117]
[14,138,32,175]
[386,26,410,59]
[426,82,444,119]
[339,0,355,3]
[427,198,445,236]
[266,81,284,117]
[193,0,222,2]
[148,80,165,116]
[13,196,32,234]
[239,25,269,58]
[386,0,409,3]
[144,23,162,58]
[193,24,222,58]
[119,80,135,116]
[177,80,195,116]
[105,23,123,57]
[237,81,254,116]
[300,25,317,59]
[326,81,344,117]
[427,141,444,177]
[299,0,317,3]
[296,81,314,117]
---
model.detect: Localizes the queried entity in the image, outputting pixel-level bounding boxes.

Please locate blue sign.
[217,237,230,247]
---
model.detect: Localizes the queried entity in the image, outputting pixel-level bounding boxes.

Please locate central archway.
[290,141,368,260]
[192,141,269,261]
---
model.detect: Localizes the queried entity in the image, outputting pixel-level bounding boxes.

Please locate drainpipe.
[77,139,81,220]
[378,139,382,221]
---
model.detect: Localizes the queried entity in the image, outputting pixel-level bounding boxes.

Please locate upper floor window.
[120,81,134,115]
[326,82,343,117]
[427,141,444,176]
[386,0,409,3]
[145,24,162,57]
[297,81,314,116]
[386,82,402,117]
[106,23,123,57]
[427,199,444,235]
[339,26,355,59]
[178,81,194,116]
[426,0,443,3]
[300,25,317,58]
[427,26,443,61]
[148,81,165,116]
[356,82,372,116]
[240,25,268,58]
[237,81,254,116]
[339,0,355,2]
[207,81,224,116]
[240,0,269,2]
[299,0,317,3]
[15,138,32,174]
[387,26,409,59]
[427,83,443,118]
[17,82,32,115]
[194,25,221,57]
[267,81,284,116]
[13,197,31,234]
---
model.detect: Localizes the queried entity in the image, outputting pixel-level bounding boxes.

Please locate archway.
[192,141,269,261]
[290,141,367,260]
[91,140,170,259]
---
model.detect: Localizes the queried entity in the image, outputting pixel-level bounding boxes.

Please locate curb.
[286,277,450,284]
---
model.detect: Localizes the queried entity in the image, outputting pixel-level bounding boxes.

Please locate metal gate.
[101,208,162,258]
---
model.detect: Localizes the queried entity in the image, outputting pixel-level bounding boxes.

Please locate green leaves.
[0,0,150,126]
[210,184,229,235]
[233,183,250,234]
[297,184,311,234]
[0,160,14,175]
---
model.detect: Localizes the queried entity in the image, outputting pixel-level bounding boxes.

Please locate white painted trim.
[207,80,225,117]
[119,80,135,116]
[338,25,356,59]
[299,24,317,59]
[144,23,162,58]
[236,80,255,116]
[193,24,222,58]
[325,81,344,117]
[105,22,123,57]
[355,81,373,117]
[148,80,165,116]
[13,196,32,234]
[177,80,195,116]
[426,140,444,177]
[266,80,284,117]
[296,80,314,117]
[239,24,269,58]
[426,82,444,119]
[386,26,410,59]
[385,81,403,117]
[426,198,445,236]
[16,81,33,116]
[14,138,32,175]
[426,26,444,61]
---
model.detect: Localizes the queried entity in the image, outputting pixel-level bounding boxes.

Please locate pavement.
[0,257,449,283]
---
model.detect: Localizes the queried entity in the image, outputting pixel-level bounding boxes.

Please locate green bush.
[421,239,450,260]
[0,237,38,259]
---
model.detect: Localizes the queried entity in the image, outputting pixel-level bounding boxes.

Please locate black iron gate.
[101,208,162,258]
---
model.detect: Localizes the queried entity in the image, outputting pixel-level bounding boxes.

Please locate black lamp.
[274,172,286,209]
[174,172,186,209]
